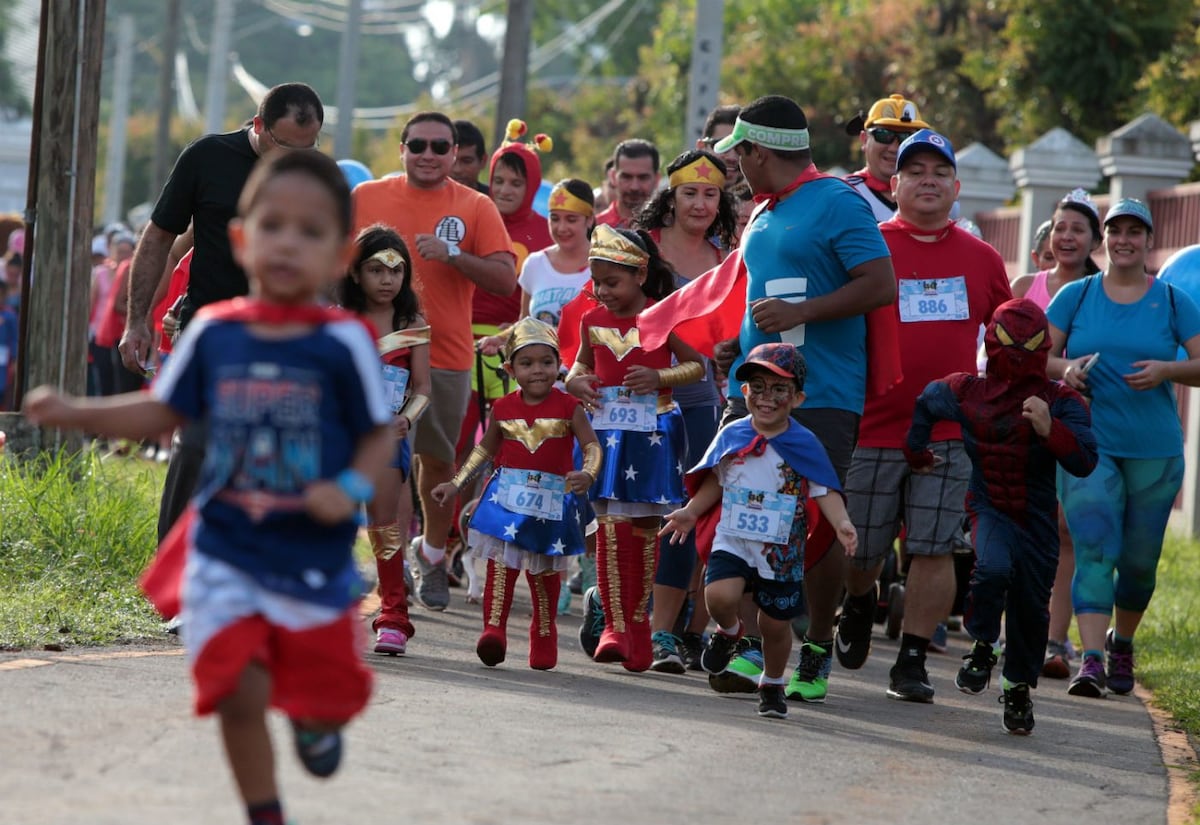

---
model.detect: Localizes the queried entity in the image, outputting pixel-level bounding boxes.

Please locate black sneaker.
[292,723,343,778]
[700,627,742,675]
[650,630,686,674]
[567,568,584,595]
[887,651,935,703]
[679,631,705,671]
[578,586,604,658]
[757,683,788,719]
[834,585,875,670]
[1000,683,1035,735]
[956,640,999,695]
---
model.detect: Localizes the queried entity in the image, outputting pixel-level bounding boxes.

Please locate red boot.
[477,560,517,666]
[593,515,631,663]
[527,570,561,670]
[369,523,415,649]
[621,524,659,672]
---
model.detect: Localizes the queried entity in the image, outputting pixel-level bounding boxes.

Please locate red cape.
[636,250,902,398]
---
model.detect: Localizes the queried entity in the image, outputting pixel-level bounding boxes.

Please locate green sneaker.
[707,637,763,694]
[785,639,832,703]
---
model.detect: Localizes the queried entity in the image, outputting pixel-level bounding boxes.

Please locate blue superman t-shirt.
[154,312,391,607]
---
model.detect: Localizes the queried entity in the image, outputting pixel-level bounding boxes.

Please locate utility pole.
[494,0,533,149]
[151,0,180,199]
[334,0,363,159]
[22,0,106,449]
[683,0,725,146]
[102,14,134,225]
[204,0,237,135]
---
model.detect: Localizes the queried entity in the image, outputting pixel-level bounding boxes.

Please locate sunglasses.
[266,125,320,150]
[868,127,914,146]
[405,138,453,156]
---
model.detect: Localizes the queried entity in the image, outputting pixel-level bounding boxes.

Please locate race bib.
[595,386,657,432]
[719,486,798,544]
[898,277,969,323]
[496,467,566,519]
[381,365,410,414]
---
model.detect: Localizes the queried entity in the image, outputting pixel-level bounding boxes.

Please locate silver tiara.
[1060,187,1099,218]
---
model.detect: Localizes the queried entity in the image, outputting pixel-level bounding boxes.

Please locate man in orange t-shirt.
[353,111,516,611]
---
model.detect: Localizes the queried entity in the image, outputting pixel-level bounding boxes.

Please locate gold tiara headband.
[548,184,593,216]
[504,317,560,362]
[588,224,648,268]
[668,156,726,190]
[365,248,406,269]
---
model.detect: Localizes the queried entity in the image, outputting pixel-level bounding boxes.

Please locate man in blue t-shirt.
[712,94,895,703]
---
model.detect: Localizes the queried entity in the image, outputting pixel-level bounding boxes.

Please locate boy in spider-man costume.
[905,298,1097,735]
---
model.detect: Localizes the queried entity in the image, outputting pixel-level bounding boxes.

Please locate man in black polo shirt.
[119,82,324,543]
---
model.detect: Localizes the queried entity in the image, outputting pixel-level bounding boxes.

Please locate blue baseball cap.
[895,128,956,172]
[1103,198,1153,232]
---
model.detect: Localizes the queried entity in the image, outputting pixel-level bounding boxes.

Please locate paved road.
[0,589,1173,825]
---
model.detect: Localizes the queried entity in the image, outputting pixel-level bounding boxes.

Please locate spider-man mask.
[985,298,1051,386]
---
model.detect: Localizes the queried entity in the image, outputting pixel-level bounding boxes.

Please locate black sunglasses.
[405,138,453,156]
[867,127,905,146]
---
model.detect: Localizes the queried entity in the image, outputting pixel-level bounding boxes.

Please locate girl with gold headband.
[338,224,431,657]
[564,224,705,672]
[432,318,600,670]
[633,149,738,674]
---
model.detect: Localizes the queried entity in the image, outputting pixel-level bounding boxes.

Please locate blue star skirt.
[468,473,591,574]
[590,406,686,514]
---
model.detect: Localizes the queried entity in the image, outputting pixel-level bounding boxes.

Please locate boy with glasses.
[660,343,857,720]
[353,111,516,612]
[843,94,930,222]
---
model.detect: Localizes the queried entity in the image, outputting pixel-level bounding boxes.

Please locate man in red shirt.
[834,130,1011,703]
[594,139,660,229]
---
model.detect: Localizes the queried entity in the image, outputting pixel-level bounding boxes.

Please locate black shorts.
[705,549,805,621]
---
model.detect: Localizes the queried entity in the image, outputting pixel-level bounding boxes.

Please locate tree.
[960,0,1193,146]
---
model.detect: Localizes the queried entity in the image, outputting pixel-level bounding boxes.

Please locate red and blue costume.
[905,298,1097,686]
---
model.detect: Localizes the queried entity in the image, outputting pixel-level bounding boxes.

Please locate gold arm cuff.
[657,361,704,388]
[399,393,430,425]
[564,362,594,386]
[450,444,491,490]
[581,441,603,481]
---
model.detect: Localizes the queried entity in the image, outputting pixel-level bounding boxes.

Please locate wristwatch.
[445,242,461,259]
[335,468,375,504]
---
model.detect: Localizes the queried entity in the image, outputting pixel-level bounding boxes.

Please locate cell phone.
[1079,352,1100,374]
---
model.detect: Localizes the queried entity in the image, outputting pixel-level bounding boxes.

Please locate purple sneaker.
[374,627,408,656]
[1105,629,1135,695]
[1067,654,1107,698]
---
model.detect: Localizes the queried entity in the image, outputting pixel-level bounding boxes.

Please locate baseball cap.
[713,95,810,155]
[844,93,929,135]
[734,342,807,388]
[895,128,956,172]
[1103,197,1153,232]
[91,236,108,256]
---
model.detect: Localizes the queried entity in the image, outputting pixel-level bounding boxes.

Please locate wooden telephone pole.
[12,0,107,451]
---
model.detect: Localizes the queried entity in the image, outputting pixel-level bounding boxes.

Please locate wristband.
[564,362,594,387]
[450,444,491,490]
[580,440,603,482]
[336,468,375,504]
[657,361,704,387]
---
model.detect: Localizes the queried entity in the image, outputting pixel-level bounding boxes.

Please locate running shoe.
[700,625,743,675]
[650,630,686,674]
[373,627,408,656]
[955,639,998,695]
[887,650,934,703]
[834,585,875,669]
[785,639,832,703]
[1042,638,1072,679]
[1105,629,1135,695]
[291,723,342,778]
[1000,683,1035,735]
[708,638,762,693]
[1067,654,1108,698]
[757,683,788,719]
[578,585,604,658]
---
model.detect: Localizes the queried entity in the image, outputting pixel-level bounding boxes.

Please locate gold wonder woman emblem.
[589,326,641,361]
[498,418,572,452]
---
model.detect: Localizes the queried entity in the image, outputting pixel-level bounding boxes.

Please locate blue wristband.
[336,469,374,504]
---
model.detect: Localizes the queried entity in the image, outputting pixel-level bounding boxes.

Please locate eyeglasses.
[746,380,795,401]
[405,138,453,156]
[266,125,320,150]
[866,127,905,146]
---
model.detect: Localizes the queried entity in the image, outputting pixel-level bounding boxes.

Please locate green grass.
[0,449,167,648]
[1133,531,1200,822]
